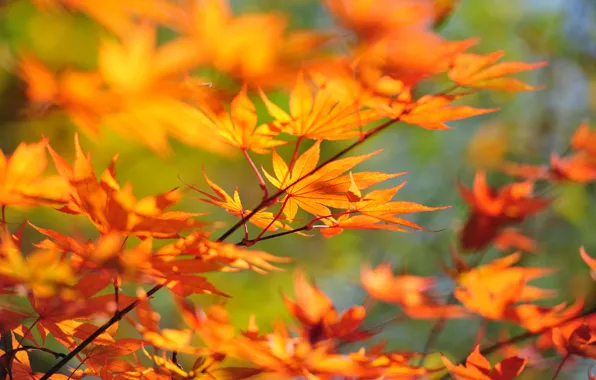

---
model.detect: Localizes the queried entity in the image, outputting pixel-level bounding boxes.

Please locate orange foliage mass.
[2,0,588,379]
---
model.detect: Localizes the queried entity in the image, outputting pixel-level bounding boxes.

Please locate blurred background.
[1,0,596,378]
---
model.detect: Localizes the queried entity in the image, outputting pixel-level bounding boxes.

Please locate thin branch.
[418,250,487,365]
[39,283,165,380]
[242,149,269,199]
[4,346,67,359]
[216,118,398,242]
[238,225,309,245]
[1,205,6,233]
[439,304,596,380]
[551,353,569,380]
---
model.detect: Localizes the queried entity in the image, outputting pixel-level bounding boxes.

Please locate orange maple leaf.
[46,135,202,238]
[400,94,498,130]
[199,86,286,154]
[156,231,292,275]
[195,170,292,232]
[32,0,180,37]
[283,269,371,343]
[493,228,537,254]
[0,231,76,299]
[441,345,527,380]
[0,139,69,207]
[179,0,328,87]
[553,323,596,360]
[324,0,434,42]
[361,263,467,319]
[259,72,381,140]
[458,171,550,251]
[449,51,547,92]
[319,183,450,237]
[263,141,401,221]
[453,252,556,321]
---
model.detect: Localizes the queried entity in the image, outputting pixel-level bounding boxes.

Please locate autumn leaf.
[449,51,547,92]
[197,86,286,154]
[0,231,76,299]
[324,0,434,42]
[33,0,180,37]
[194,170,293,232]
[493,228,537,254]
[179,0,328,87]
[259,71,380,140]
[458,171,550,251]
[46,134,202,238]
[0,139,69,207]
[400,94,498,130]
[362,263,467,319]
[263,141,401,221]
[319,183,450,236]
[441,345,527,380]
[156,231,292,275]
[283,269,371,343]
[453,252,558,322]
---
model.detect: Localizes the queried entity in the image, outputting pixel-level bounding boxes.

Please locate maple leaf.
[361,263,467,319]
[324,0,434,42]
[458,171,550,251]
[453,253,556,321]
[32,0,180,37]
[400,94,498,130]
[0,231,76,299]
[263,141,401,221]
[97,24,233,156]
[199,86,286,153]
[195,170,292,232]
[283,269,371,343]
[504,299,584,333]
[449,51,547,92]
[501,122,596,184]
[571,121,596,157]
[133,298,201,353]
[441,345,527,380]
[46,134,202,238]
[320,183,450,236]
[0,139,69,207]
[259,71,380,140]
[553,324,596,360]
[156,231,292,275]
[179,0,328,87]
[493,228,537,254]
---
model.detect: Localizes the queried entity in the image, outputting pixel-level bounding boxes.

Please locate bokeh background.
[1,0,596,378]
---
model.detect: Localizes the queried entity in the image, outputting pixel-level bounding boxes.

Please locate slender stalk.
[551,354,569,380]
[216,119,398,242]
[439,305,596,380]
[1,205,6,233]
[242,149,269,199]
[251,195,290,244]
[39,283,164,379]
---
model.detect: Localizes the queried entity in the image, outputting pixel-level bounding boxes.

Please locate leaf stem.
[551,353,569,380]
[242,149,269,199]
[216,118,398,242]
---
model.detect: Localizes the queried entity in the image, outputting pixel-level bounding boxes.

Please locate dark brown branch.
[39,283,165,379]
[439,304,596,380]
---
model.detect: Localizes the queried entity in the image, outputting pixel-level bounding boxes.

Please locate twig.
[39,283,165,379]
[551,353,569,380]
[439,304,596,380]
[216,118,398,242]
